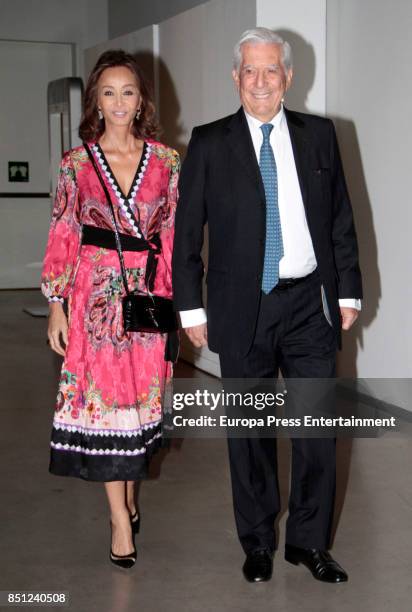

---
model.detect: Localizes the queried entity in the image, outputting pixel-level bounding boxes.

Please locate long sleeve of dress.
[159,150,180,296]
[41,151,81,302]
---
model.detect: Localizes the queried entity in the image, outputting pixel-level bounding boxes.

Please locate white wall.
[0,1,108,289]
[326,0,412,383]
[84,25,157,82]
[108,0,209,38]
[159,0,255,142]
[257,0,326,114]
[0,0,108,77]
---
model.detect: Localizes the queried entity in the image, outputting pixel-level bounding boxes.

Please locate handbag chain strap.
[84,142,138,297]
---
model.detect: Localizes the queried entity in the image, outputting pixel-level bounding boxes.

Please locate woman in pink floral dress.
[42,50,179,567]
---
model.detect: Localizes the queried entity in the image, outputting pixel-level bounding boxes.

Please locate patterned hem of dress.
[49,421,163,481]
[50,420,161,453]
[49,435,163,482]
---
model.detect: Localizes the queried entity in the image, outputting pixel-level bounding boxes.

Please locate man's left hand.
[340,307,359,330]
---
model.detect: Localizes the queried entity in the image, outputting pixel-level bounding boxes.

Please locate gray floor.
[1,290,411,612]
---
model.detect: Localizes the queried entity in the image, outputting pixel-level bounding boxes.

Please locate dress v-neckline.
[94,141,148,201]
[91,141,152,237]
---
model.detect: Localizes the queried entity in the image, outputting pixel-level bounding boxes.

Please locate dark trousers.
[219,270,337,554]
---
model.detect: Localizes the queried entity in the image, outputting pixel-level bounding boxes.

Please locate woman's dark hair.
[79,49,158,142]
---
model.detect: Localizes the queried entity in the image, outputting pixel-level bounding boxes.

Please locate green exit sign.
[9,161,29,182]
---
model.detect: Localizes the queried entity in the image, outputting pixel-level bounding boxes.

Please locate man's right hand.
[184,323,208,348]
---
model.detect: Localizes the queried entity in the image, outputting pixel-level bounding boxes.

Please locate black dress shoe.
[110,548,137,569]
[242,549,273,582]
[109,522,137,569]
[285,544,348,583]
[130,511,140,534]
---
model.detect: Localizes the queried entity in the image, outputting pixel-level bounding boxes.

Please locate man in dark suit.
[172,28,362,584]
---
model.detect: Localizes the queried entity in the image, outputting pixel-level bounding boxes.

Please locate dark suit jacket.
[172,107,363,356]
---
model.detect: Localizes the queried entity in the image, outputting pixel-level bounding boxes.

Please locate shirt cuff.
[338,298,361,311]
[179,308,207,328]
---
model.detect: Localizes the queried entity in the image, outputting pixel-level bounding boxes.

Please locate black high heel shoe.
[109,522,137,569]
[130,511,140,534]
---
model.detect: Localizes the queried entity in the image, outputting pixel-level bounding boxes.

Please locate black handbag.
[83,143,178,334]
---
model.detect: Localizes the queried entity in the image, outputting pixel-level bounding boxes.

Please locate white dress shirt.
[179,106,360,328]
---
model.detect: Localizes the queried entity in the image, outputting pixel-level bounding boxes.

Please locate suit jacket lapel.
[284,107,311,217]
[224,107,313,215]
[225,108,266,203]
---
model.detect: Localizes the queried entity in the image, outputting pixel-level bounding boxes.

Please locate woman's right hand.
[47,302,68,357]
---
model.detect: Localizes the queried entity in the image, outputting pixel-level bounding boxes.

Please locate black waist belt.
[275,269,318,290]
[82,224,148,252]
[81,224,161,292]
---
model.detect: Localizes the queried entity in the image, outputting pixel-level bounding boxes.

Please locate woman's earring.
[98,108,103,120]
[135,108,141,120]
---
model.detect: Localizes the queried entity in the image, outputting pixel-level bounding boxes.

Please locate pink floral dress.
[41,140,179,481]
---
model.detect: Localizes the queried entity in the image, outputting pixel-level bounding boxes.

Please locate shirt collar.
[244,104,285,134]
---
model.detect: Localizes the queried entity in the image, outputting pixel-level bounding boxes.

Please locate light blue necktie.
[259,123,284,294]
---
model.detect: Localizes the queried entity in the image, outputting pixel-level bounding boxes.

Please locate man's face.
[232,42,292,122]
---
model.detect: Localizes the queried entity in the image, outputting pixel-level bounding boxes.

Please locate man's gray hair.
[233,27,293,74]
